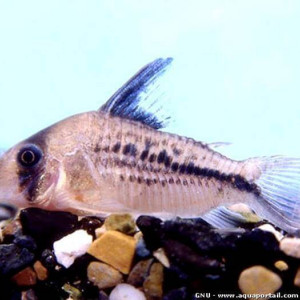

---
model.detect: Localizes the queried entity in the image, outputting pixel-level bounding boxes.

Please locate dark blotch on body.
[179,164,186,174]
[171,162,179,172]
[140,149,149,161]
[186,162,195,175]
[112,142,121,153]
[149,153,157,163]
[169,157,260,195]
[157,150,167,164]
[123,143,137,157]
[157,149,172,168]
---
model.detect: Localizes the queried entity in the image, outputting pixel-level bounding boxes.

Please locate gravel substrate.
[1,207,300,299]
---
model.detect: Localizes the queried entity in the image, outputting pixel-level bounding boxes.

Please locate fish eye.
[17,145,43,168]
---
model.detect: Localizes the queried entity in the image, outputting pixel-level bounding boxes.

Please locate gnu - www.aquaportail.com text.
[194,292,299,299]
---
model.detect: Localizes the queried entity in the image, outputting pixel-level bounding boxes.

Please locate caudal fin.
[251,156,300,234]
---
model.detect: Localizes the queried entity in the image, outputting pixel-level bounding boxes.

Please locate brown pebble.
[127,259,154,287]
[11,267,37,286]
[238,265,282,295]
[88,230,136,274]
[143,262,164,299]
[87,261,123,289]
[33,261,48,281]
[274,260,288,271]
[104,213,136,235]
[2,220,22,236]
[294,266,300,288]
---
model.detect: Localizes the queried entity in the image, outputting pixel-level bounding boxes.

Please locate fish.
[0,58,300,233]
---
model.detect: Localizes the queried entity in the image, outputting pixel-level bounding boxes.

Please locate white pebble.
[153,248,170,268]
[109,283,146,300]
[258,224,283,241]
[53,229,93,268]
[280,237,300,259]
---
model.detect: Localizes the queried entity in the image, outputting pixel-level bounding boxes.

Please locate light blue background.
[0,1,299,160]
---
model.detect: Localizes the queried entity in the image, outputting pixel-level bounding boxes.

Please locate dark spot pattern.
[149,153,156,163]
[171,162,179,172]
[118,145,259,195]
[186,162,195,175]
[179,164,186,174]
[157,150,167,164]
[112,142,121,153]
[123,143,137,157]
[140,150,149,161]
[156,150,172,168]
[94,145,100,152]
[173,148,182,156]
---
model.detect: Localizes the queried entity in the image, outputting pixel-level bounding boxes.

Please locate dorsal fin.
[99,58,173,130]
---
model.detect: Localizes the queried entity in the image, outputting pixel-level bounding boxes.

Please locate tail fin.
[250,156,300,234]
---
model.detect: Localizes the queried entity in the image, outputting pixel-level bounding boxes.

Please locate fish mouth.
[0,202,17,221]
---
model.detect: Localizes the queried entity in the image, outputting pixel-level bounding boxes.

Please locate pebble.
[104,213,136,235]
[163,239,220,271]
[136,237,151,259]
[229,203,254,214]
[88,230,136,274]
[258,224,283,241]
[143,262,164,299]
[136,216,163,250]
[127,258,154,287]
[229,203,261,223]
[33,260,48,281]
[78,216,103,238]
[109,283,146,300]
[62,283,82,300]
[2,219,22,237]
[0,244,35,276]
[153,248,170,268]
[95,224,107,238]
[280,237,300,258]
[20,208,79,248]
[274,260,289,271]
[238,265,282,294]
[11,267,37,286]
[87,261,123,289]
[294,267,300,288]
[13,235,37,252]
[40,249,57,270]
[234,229,279,267]
[99,291,109,300]
[21,289,38,300]
[53,229,93,268]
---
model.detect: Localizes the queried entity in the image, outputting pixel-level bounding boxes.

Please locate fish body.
[0,58,300,233]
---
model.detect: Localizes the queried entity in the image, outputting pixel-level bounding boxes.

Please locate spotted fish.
[0,58,300,233]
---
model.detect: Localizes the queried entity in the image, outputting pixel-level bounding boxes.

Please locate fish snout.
[0,202,17,221]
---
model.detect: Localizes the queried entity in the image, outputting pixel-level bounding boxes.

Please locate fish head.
[0,129,62,210]
[0,112,100,214]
